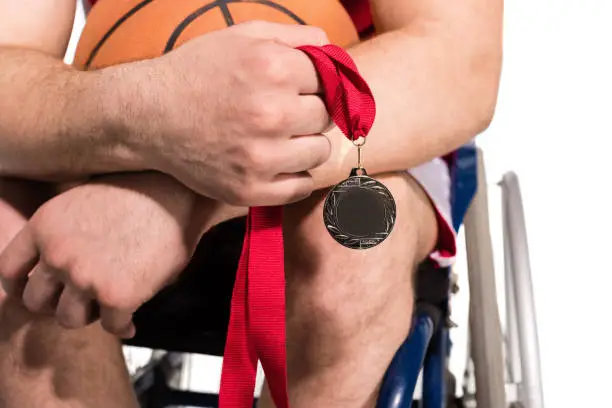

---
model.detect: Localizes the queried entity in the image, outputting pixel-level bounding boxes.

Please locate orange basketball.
[73,0,360,70]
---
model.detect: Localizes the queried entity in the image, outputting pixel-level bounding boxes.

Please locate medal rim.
[323,173,397,250]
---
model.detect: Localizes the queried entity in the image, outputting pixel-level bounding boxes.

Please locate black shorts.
[123,217,246,356]
[123,217,448,355]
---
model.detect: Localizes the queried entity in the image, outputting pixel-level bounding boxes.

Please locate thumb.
[236,21,330,47]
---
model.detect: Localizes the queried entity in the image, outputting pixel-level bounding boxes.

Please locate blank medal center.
[337,187,386,237]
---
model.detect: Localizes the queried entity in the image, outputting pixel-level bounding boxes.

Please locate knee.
[289,270,407,341]
[284,171,431,335]
[283,169,441,330]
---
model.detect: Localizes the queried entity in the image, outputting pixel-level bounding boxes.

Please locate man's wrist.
[191,195,248,236]
[91,65,152,173]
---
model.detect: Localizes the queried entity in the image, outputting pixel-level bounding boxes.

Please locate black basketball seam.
[239,0,306,25]
[85,0,311,66]
[164,1,222,53]
[218,2,236,26]
[164,0,307,53]
[84,0,156,70]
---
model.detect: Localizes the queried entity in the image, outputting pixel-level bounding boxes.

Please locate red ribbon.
[219,44,376,408]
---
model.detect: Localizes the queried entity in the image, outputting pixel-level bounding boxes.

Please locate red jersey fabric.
[340,0,374,37]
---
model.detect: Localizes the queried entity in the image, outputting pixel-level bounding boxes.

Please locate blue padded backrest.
[449,142,478,232]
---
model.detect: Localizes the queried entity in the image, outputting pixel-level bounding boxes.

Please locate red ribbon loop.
[219,44,376,408]
[298,44,376,141]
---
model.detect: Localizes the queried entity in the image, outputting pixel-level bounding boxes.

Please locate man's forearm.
[0,48,144,180]
[0,172,223,258]
[313,18,502,189]
[86,172,246,245]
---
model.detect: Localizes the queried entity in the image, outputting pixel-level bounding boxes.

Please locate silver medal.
[323,140,396,249]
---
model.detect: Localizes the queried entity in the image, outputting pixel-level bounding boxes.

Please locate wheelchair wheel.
[463,148,506,407]
[500,172,544,408]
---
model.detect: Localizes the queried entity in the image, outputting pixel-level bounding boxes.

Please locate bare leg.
[258,171,437,407]
[0,178,138,408]
[0,298,138,408]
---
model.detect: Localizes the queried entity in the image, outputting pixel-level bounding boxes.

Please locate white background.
[468,1,612,406]
[67,0,612,406]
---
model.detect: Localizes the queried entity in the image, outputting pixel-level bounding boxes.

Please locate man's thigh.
[0,298,137,408]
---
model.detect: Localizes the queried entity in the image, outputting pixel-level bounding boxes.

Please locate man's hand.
[1,19,333,200]
[0,172,215,338]
[119,21,333,206]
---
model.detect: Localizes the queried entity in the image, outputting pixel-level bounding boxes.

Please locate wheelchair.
[123,146,545,408]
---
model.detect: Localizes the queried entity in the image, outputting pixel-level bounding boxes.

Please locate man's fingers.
[282,49,324,94]
[22,263,63,314]
[289,95,331,135]
[100,307,135,339]
[273,134,331,174]
[238,22,328,93]
[239,21,329,48]
[246,132,332,204]
[268,171,315,205]
[0,226,38,297]
[56,284,95,329]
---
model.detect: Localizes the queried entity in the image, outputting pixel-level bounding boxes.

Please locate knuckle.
[41,239,73,271]
[249,44,290,85]
[243,144,269,173]
[67,265,93,292]
[248,99,286,133]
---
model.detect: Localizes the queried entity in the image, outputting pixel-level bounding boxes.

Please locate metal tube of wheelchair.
[504,210,523,386]
[421,326,448,408]
[376,310,436,408]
